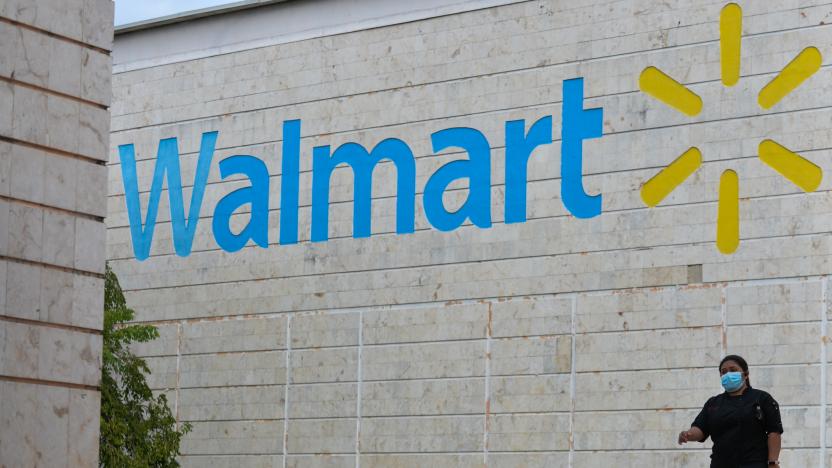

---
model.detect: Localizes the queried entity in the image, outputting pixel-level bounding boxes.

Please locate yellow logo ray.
[758,46,822,109]
[641,147,702,207]
[717,170,739,254]
[639,66,703,117]
[759,139,823,192]
[720,3,742,86]
[638,2,821,255]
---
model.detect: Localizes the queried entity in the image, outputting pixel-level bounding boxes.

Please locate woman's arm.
[677,426,706,444]
[767,432,781,464]
[761,392,784,464]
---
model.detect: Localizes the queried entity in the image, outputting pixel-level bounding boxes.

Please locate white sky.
[115,0,237,25]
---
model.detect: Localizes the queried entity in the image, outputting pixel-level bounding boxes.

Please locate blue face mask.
[721,371,745,392]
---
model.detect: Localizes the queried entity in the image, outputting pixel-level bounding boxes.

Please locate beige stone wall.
[109,1,831,467]
[0,1,113,466]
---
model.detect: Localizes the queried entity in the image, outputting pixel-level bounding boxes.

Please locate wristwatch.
[768,461,779,466]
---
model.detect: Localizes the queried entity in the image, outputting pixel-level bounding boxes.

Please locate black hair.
[719,354,751,387]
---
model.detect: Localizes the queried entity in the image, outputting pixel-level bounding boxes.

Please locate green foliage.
[100,266,191,467]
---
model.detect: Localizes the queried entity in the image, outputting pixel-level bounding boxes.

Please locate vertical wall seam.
[568,294,577,468]
[355,311,363,468]
[174,321,182,430]
[282,315,292,468]
[483,302,492,466]
[820,277,828,468]
[720,286,728,356]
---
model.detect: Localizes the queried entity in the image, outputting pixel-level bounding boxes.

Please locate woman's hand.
[678,427,704,444]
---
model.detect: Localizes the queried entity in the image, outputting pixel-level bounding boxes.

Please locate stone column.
[0,1,113,466]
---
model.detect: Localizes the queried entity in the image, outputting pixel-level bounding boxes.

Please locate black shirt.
[692,387,784,468]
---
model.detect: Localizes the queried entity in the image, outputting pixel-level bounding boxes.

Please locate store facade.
[109,1,831,466]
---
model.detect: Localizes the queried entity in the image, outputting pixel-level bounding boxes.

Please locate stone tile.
[40,266,74,324]
[0,200,7,255]
[0,142,10,196]
[360,415,482,452]
[776,450,822,468]
[1,0,84,45]
[179,351,287,388]
[181,315,287,354]
[361,454,483,468]
[81,0,115,51]
[727,322,822,366]
[0,318,7,373]
[0,22,19,77]
[286,418,355,454]
[488,413,570,451]
[0,381,71,468]
[288,382,356,419]
[37,325,101,386]
[0,382,41,468]
[9,143,45,203]
[74,217,105,273]
[0,320,40,378]
[0,261,6,314]
[68,389,100,467]
[78,104,109,160]
[7,202,43,262]
[490,335,571,376]
[183,420,283,455]
[14,27,50,88]
[577,286,723,333]
[725,281,824,325]
[776,406,822,448]
[290,348,357,384]
[291,312,358,348]
[43,153,78,212]
[362,340,485,380]
[179,385,285,421]
[48,37,82,97]
[827,407,832,448]
[491,296,572,338]
[285,455,352,468]
[487,453,569,468]
[75,159,107,217]
[70,274,103,330]
[363,302,488,344]
[490,374,571,413]
[362,378,484,416]
[81,49,112,105]
[5,264,101,329]
[42,209,76,268]
[4,260,41,320]
[181,455,284,468]
[572,451,712,468]
[12,85,48,144]
[0,82,12,135]
[46,95,80,154]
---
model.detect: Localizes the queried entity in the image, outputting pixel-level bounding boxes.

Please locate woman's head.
[719,354,750,389]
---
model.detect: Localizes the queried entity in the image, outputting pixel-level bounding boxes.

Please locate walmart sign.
[119,78,603,261]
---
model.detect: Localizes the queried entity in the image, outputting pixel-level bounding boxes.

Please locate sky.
[115,0,237,25]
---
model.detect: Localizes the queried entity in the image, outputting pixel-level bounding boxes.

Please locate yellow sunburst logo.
[638,3,823,254]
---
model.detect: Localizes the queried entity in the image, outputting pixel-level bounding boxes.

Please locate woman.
[677,355,783,467]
